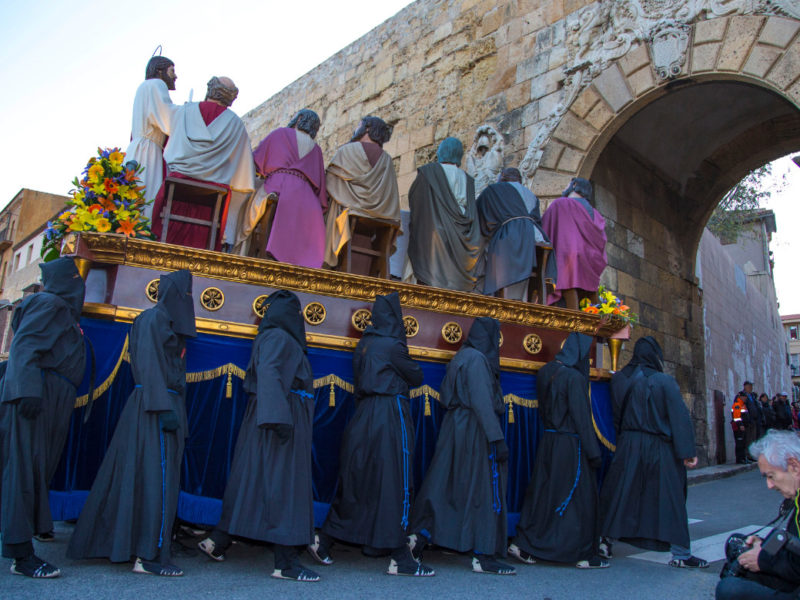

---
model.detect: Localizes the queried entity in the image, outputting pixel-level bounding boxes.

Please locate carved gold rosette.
[523,333,543,355]
[66,233,622,336]
[351,309,372,332]
[442,322,463,344]
[304,302,326,325]
[252,294,269,318]
[200,287,225,311]
[145,279,160,303]
[403,315,419,338]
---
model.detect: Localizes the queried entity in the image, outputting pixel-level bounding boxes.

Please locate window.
[791,326,799,340]
[13,253,19,272]
[792,354,800,377]
[25,244,33,265]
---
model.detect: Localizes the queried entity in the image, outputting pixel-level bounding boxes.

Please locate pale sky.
[0,0,798,313]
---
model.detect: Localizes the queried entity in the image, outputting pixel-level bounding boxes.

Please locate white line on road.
[627,525,765,564]
[688,518,702,525]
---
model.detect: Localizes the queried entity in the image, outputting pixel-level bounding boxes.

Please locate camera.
[719,530,800,593]
[720,534,750,578]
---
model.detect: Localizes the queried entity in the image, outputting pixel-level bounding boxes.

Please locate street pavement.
[1,468,780,600]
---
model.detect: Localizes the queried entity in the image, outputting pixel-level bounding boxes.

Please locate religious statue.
[465,125,504,196]
[324,116,400,269]
[126,56,178,219]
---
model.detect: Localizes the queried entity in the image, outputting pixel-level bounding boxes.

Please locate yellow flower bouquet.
[42,147,153,261]
[579,285,638,327]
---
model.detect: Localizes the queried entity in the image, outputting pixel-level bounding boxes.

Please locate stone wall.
[699,228,792,460]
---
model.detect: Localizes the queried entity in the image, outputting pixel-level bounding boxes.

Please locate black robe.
[477,181,556,295]
[407,163,482,292]
[68,303,189,562]
[323,292,423,549]
[215,293,315,547]
[1,258,86,554]
[599,337,696,551]
[411,317,507,556]
[514,333,602,563]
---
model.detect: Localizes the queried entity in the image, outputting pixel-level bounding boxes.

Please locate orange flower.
[99,196,117,211]
[619,305,629,312]
[104,178,119,194]
[87,203,104,213]
[584,306,600,314]
[124,168,138,181]
[116,219,136,237]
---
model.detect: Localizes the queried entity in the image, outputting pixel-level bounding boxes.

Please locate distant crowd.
[731,381,797,464]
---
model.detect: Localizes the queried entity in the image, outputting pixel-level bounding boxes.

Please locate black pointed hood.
[464,317,501,378]
[40,257,85,318]
[259,290,306,351]
[621,336,664,377]
[556,332,592,382]
[158,269,197,338]
[365,292,406,341]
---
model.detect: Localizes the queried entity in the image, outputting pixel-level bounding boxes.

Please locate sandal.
[197,538,226,562]
[307,533,334,566]
[271,566,321,582]
[133,557,184,576]
[576,556,610,569]
[11,555,60,578]
[669,556,709,569]
[508,543,536,564]
[472,555,516,575]
[34,531,55,543]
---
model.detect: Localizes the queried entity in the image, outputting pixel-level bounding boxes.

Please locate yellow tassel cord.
[226,372,233,398]
[329,382,336,407]
[424,392,431,417]
[508,401,515,424]
[311,374,354,407]
[588,385,616,452]
[74,335,130,408]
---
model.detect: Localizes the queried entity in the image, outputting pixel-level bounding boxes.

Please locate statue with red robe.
[151,77,255,251]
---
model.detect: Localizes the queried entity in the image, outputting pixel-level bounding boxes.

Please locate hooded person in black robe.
[67,269,196,577]
[598,336,706,568]
[509,332,608,569]
[312,292,434,577]
[406,138,482,292]
[0,257,86,578]
[410,317,514,575]
[197,290,320,582]
[477,167,556,301]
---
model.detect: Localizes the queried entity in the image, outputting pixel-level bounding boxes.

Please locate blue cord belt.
[291,389,314,400]
[544,429,581,517]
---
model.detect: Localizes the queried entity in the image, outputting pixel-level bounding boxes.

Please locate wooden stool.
[339,215,399,279]
[248,192,279,260]
[160,176,227,250]
[493,244,552,303]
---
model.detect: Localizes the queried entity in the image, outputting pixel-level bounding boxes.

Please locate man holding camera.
[716,430,800,599]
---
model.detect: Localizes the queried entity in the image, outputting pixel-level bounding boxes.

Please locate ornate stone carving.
[67,233,624,336]
[200,287,225,311]
[520,0,800,183]
[442,321,463,344]
[403,315,419,338]
[252,294,269,317]
[465,125,505,195]
[352,308,372,332]
[145,279,160,303]
[304,302,327,325]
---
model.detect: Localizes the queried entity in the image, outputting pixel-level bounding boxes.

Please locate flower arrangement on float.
[41,147,153,261]
[580,285,638,327]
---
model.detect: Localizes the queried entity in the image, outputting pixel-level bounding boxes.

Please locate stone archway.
[527,13,800,460]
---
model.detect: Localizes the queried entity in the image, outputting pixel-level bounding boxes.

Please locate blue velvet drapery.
[50,318,616,534]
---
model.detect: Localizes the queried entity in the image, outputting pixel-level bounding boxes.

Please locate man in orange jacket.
[731,394,749,464]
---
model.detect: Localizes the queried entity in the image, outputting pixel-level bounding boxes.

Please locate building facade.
[783,314,800,400]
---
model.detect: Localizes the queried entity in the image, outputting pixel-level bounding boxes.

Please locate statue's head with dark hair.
[145,56,176,90]
[350,116,393,147]
[205,76,238,107]
[288,109,321,139]
[562,177,594,206]
[498,167,522,183]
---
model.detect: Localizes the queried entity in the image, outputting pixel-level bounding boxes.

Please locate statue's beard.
[162,73,177,90]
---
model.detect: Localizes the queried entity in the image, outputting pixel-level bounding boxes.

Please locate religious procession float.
[46,141,631,531]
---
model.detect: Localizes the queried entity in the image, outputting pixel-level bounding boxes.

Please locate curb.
[688,463,758,486]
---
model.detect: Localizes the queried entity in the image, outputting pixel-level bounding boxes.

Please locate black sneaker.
[669,556,709,569]
[307,533,334,565]
[471,555,516,575]
[132,557,184,576]
[508,543,536,564]
[198,538,226,561]
[271,566,321,582]
[11,555,60,578]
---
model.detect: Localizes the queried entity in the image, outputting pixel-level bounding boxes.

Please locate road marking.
[688,518,702,525]
[627,525,765,564]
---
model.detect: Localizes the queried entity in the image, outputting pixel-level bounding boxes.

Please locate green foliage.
[708,164,785,242]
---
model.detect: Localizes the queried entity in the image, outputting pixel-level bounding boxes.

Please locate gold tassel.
[329,382,336,407]
[424,392,431,417]
[226,372,233,399]
[508,402,515,424]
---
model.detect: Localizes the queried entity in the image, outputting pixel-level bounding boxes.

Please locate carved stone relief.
[465,125,505,195]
